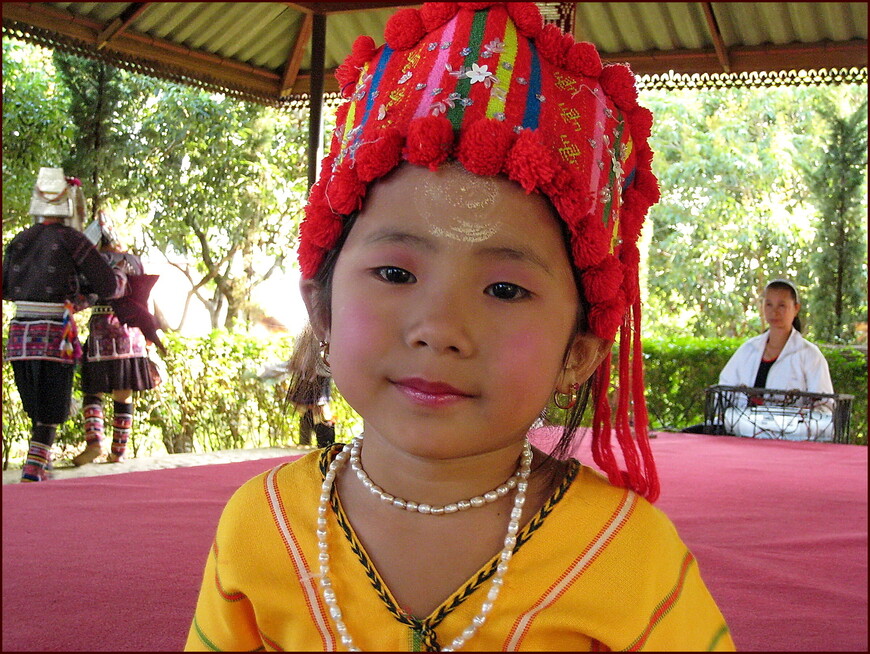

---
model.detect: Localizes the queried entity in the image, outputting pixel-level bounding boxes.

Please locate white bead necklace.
[348,437,521,515]
[317,439,533,652]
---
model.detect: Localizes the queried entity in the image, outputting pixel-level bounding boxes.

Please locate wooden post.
[307,12,327,191]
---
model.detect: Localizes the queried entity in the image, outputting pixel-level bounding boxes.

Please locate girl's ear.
[300,279,331,343]
[556,332,611,393]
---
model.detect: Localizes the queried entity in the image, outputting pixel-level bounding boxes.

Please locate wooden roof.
[3,2,867,106]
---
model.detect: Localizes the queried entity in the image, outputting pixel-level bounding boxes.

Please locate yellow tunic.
[186,448,735,651]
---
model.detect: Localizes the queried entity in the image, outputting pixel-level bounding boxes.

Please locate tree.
[113,84,310,329]
[641,84,864,340]
[1,40,73,239]
[52,51,152,220]
[798,99,868,343]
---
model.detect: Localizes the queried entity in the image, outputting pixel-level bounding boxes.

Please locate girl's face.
[763,287,800,330]
[320,163,600,460]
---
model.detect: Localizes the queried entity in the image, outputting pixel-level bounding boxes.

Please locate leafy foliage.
[111,85,310,329]
[52,51,153,220]
[798,99,868,343]
[1,40,73,237]
[641,336,867,444]
[2,322,363,468]
[642,84,867,342]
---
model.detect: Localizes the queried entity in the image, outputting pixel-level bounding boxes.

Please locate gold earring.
[553,383,580,410]
[317,340,331,376]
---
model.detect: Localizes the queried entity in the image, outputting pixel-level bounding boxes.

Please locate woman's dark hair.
[289,185,600,472]
[765,279,802,332]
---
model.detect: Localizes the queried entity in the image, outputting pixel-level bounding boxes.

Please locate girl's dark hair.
[289,199,598,467]
[765,279,802,332]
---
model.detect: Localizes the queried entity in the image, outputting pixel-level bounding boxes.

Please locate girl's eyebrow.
[475,245,553,276]
[363,228,552,275]
[363,229,436,251]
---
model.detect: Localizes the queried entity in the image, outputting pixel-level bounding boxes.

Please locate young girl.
[186,3,734,650]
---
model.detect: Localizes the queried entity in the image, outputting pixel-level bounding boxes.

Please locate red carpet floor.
[2,432,867,652]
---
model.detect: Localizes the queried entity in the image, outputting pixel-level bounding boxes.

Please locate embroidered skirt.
[81,308,155,393]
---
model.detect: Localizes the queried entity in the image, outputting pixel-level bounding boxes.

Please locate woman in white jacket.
[718,279,835,440]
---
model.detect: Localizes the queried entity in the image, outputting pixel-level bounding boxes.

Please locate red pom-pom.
[354,128,404,182]
[421,2,458,30]
[301,203,343,250]
[384,8,425,50]
[298,238,327,280]
[536,24,572,67]
[618,198,646,246]
[566,41,603,77]
[350,35,377,65]
[506,3,543,38]
[405,115,455,170]
[456,118,516,176]
[335,62,360,96]
[325,165,366,215]
[458,2,499,10]
[587,296,626,341]
[582,255,624,304]
[600,64,639,112]
[629,106,653,143]
[570,213,610,269]
[540,163,575,200]
[633,166,660,206]
[505,130,559,192]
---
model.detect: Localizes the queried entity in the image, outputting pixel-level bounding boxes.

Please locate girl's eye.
[375,266,416,284]
[486,282,530,301]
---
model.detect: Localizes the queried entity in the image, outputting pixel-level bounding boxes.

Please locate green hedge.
[2,323,363,469]
[2,327,866,470]
[641,337,867,444]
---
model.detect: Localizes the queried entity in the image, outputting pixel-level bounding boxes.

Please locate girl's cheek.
[331,297,388,356]
[500,328,555,370]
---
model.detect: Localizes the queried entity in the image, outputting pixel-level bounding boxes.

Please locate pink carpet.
[2,432,867,652]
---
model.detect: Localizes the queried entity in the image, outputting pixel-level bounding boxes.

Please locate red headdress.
[298,2,661,502]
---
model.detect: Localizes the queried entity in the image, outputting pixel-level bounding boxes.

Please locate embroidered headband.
[298,2,660,502]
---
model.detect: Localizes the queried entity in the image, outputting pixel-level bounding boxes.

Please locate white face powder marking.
[413,164,503,242]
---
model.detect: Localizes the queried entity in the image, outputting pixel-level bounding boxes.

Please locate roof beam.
[285,2,416,14]
[603,39,867,77]
[3,2,281,96]
[700,2,731,73]
[280,12,313,97]
[96,2,151,50]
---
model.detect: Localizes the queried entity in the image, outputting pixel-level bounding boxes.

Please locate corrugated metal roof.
[3,2,866,105]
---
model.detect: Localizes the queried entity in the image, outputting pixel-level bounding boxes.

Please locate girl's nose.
[404,288,475,358]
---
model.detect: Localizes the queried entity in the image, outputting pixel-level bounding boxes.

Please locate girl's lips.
[392,378,473,407]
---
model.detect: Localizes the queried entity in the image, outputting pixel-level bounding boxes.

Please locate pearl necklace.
[348,437,521,515]
[317,439,533,652]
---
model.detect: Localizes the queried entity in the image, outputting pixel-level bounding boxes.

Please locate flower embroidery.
[494,112,506,121]
[536,93,546,103]
[415,82,427,91]
[427,42,438,51]
[459,97,474,107]
[398,71,412,84]
[446,63,467,78]
[483,38,505,56]
[517,77,528,86]
[466,63,497,87]
[431,94,458,116]
[460,47,472,56]
[491,86,507,101]
[431,87,443,96]
[501,61,514,71]
[440,41,452,50]
[377,105,387,120]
